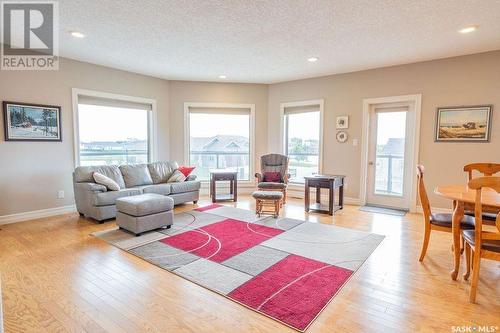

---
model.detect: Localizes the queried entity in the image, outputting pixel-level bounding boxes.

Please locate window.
[187,106,252,181]
[283,104,321,183]
[76,94,153,166]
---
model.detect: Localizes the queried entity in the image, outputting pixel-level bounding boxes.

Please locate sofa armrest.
[75,182,108,193]
[255,172,263,183]
[186,174,197,181]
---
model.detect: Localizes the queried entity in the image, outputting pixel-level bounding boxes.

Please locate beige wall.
[168,80,268,173]
[1,51,498,217]
[0,58,170,216]
[268,51,500,208]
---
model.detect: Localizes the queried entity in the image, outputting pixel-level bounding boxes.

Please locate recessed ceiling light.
[218,75,226,79]
[459,26,478,34]
[307,57,319,62]
[70,31,85,38]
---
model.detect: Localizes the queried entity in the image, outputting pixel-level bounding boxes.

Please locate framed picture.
[336,131,348,143]
[435,105,492,142]
[3,101,62,141]
[336,116,349,129]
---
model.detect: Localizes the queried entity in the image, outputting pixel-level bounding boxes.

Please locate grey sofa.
[73,161,200,221]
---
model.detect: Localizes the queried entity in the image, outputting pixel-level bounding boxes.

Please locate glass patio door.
[366,107,413,209]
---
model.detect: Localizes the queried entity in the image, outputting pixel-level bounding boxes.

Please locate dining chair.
[463,163,500,223]
[462,176,500,303]
[416,165,475,262]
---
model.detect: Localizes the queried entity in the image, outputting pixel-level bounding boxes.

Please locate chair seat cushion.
[258,182,287,190]
[93,189,141,206]
[252,191,283,200]
[430,213,475,229]
[169,180,201,194]
[116,193,174,217]
[465,211,498,221]
[462,230,500,253]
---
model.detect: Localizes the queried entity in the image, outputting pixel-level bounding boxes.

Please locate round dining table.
[434,184,500,280]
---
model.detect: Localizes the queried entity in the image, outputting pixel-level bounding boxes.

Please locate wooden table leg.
[451,200,464,280]
[211,177,216,203]
[233,177,238,202]
[305,180,310,212]
[329,182,334,215]
[339,183,344,209]
[316,186,321,203]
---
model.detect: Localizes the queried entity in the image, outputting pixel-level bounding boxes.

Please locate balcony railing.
[80,149,148,166]
[190,151,250,180]
[287,153,319,183]
[375,154,404,196]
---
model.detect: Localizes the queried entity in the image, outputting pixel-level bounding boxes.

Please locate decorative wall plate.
[336,131,348,143]
[336,116,349,129]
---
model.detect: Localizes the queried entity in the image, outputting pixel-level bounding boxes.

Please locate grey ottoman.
[116,193,174,236]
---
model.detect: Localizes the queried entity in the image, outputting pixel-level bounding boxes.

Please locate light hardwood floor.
[1,197,499,332]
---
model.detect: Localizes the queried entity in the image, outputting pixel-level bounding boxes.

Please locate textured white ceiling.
[58,0,500,83]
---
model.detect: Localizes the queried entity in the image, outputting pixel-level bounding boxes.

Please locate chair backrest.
[467,176,500,247]
[416,165,432,222]
[463,163,500,181]
[260,154,289,182]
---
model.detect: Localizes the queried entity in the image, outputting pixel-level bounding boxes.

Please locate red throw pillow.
[263,171,281,182]
[178,166,195,177]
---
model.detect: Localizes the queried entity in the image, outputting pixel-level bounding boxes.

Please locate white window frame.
[279,99,324,185]
[183,102,256,184]
[72,88,158,167]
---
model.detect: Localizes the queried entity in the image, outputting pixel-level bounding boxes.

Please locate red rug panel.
[229,254,353,330]
[161,219,283,263]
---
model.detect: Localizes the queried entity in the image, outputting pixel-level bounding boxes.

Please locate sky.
[376,111,406,145]
[286,111,320,140]
[189,113,249,137]
[79,104,148,142]
[439,109,489,125]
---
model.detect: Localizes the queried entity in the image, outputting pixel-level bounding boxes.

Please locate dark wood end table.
[304,175,345,215]
[210,171,238,203]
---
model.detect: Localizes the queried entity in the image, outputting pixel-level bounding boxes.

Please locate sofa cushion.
[93,172,120,191]
[92,188,141,206]
[168,169,186,182]
[116,193,174,216]
[120,164,153,188]
[169,180,201,194]
[74,165,126,189]
[148,161,178,184]
[142,184,171,196]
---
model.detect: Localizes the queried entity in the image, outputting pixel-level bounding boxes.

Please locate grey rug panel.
[159,210,227,236]
[91,228,167,250]
[252,216,305,231]
[129,241,200,270]
[203,206,265,223]
[222,245,289,276]
[359,205,407,216]
[262,222,384,270]
[174,258,253,295]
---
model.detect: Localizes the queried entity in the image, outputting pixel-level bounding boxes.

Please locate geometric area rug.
[92,204,384,331]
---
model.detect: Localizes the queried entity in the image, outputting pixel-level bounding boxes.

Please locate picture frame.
[435,105,492,142]
[336,131,348,143]
[336,115,349,129]
[3,101,62,141]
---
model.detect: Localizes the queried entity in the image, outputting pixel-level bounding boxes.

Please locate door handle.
[368,161,374,166]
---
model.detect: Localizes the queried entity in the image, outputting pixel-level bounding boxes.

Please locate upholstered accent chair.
[255,154,290,203]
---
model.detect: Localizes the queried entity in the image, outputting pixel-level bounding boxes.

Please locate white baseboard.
[0,204,77,225]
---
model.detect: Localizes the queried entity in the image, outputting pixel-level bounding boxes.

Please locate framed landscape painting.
[435,105,492,142]
[3,101,62,141]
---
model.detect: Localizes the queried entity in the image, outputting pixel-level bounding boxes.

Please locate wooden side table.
[210,171,238,203]
[304,175,345,215]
